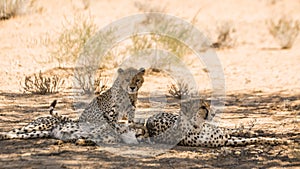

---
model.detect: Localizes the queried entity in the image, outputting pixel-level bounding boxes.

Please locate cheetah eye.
[136,79,140,83]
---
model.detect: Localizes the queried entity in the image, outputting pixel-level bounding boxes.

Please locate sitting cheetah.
[1,67,146,144]
[78,67,145,125]
[146,98,289,147]
[50,100,148,145]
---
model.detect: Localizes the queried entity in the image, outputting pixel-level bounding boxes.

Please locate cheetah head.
[117,67,145,94]
[180,98,210,129]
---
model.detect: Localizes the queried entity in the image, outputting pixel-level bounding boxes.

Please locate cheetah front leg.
[127,105,136,124]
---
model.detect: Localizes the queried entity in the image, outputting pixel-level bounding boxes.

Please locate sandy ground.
[1,0,300,168]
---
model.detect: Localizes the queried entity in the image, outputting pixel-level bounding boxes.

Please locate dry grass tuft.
[93,73,109,95]
[22,71,65,95]
[0,0,35,20]
[51,14,98,67]
[268,17,300,49]
[211,21,236,49]
[168,82,190,99]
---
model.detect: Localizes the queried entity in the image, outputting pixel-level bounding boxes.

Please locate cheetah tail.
[50,100,57,108]
[49,100,57,115]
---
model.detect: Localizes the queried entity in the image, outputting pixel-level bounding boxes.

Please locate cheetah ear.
[138,68,145,75]
[117,68,124,74]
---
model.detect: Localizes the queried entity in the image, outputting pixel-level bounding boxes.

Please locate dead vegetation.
[93,73,109,95]
[268,16,300,49]
[50,14,98,67]
[168,82,190,99]
[21,71,65,94]
[0,0,34,20]
[211,21,236,49]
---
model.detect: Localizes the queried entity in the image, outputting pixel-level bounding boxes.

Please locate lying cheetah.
[1,67,146,144]
[146,98,289,147]
[0,100,77,140]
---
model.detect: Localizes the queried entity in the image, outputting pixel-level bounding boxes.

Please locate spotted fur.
[1,67,146,145]
[146,99,289,147]
[0,100,77,140]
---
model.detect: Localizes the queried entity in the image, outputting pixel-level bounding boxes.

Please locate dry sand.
[0,0,300,168]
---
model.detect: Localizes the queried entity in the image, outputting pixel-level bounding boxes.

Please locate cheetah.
[146,98,290,147]
[0,100,77,140]
[0,67,146,144]
[78,67,145,125]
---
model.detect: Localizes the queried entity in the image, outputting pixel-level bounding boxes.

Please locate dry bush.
[157,36,190,58]
[132,0,190,58]
[81,0,90,10]
[134,1,166,13]
[69,25,116,94]
[73,67,94,94]
[93,73,109,95]
[22,71,65,95]
[51,14,98,67]
[129,33,190,72]
[268,17,300,49]
[130,34,154,53]
[129,22,191,71]
[0,0,34,20]
[168,82,190,99]
[211,21,236,49]
[74,68,109,94]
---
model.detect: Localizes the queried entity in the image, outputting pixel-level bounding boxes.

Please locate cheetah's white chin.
[127,91,137,94]
[120,131,139,144]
